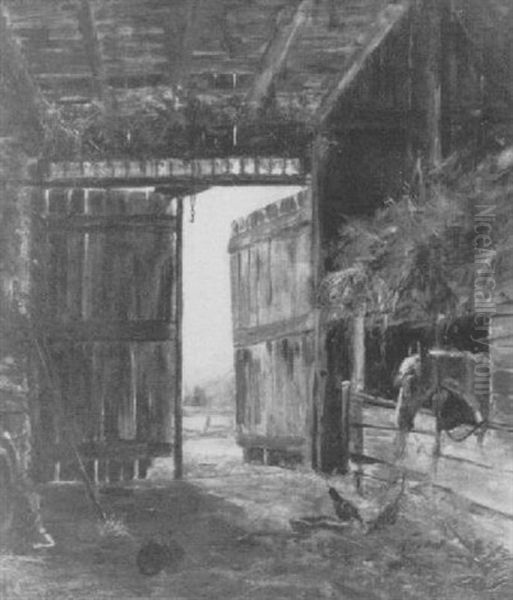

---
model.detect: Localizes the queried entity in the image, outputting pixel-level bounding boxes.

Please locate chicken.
[328,487,363,524]
[366,475,406,533]
[136,534,185,576]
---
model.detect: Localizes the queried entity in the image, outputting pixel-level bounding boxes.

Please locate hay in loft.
[320,183,473,329]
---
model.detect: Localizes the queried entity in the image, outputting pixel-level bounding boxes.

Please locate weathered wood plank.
[233,313,315,348]
[246,0,314,112]
[43,440,172,462]
[317,2,410,125]
[45,214,177,232]
[173,197,183,479]
[45,157,304,186]
[354,399,513,518]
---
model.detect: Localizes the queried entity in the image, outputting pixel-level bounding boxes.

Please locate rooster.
[328,487,363,524]
[366,475,406,533]
[328,475,407,533]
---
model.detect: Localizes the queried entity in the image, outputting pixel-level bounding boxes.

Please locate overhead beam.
[413,0,443,168]
[40,156,305,187]
[245,0,313,113]
[316,2,410,126]
[77,0,110,106]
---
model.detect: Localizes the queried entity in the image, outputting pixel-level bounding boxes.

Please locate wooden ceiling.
[2,0,512,161]
[4,0,407,118]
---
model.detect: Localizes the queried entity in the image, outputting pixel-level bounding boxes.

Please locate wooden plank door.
[32,187,182,482]
[228,188,316,467]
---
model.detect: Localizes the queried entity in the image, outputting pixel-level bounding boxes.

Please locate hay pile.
[319,182,471,327]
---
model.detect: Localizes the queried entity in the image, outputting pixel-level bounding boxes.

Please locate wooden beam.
[174,197,184,480]
[352,310,366,392]
[45,214,178,233]
[418,0,443,168]
[77,0,111,106]
[316,2,410,126]
[310,135,328,471]
[42,157,305,187]
[245,0,313,113]
[39,320,177,343]
[232,313,315,348]
[340,381,351,474]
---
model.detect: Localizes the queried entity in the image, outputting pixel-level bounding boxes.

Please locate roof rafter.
[245,0,314,113]
[316,2,410,126]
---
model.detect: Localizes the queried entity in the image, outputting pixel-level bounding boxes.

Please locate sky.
[182,185,303,390]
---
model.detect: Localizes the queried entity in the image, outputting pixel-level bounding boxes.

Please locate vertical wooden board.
[91,342,107,441]
[285,236,298,319]
[295,228,312,316]
[169,229,178,323]
[276,238,290,323]
[234,348,248,428]
[229,253,240,333]
[49,231,69,319]
[103,344,124,441]
[255,240,267,327]
[293,336,309,438]
[267,340,280,437]
[284,338,297,436]
[131,341,175,444]
[70,344,95,442]
[117,344,137,441]
[249,243,259,328]
[83,218,103,320]
[151,342,174,443]
[261,340,274,438]
[274,338,291,437]
[65,231,84,320]
[134,342,150,442]
[268,237,284,323]
[239,247,250,329]
[157,254,172,322]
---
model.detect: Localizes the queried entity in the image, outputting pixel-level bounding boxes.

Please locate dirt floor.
[1,408,513,600]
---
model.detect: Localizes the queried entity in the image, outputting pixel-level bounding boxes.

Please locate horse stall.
[347,348,513,526]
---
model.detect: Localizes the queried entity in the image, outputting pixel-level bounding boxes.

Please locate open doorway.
[181,186,303,476]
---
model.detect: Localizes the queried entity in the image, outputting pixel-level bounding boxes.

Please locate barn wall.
[229,189,315,464]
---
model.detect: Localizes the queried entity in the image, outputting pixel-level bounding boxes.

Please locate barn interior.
[2,1,513,596]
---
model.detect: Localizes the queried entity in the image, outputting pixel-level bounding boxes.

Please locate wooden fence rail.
[343,386,513,521]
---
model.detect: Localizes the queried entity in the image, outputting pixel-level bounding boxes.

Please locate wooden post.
[174,197,184,479]
[310,136,328,471]
[440,0,454,157]
[352,308,366,392]
[411,0,443,169]
[340,381,351,474]
[351,387,364,494]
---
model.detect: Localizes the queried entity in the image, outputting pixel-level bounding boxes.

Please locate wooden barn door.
[32,187,182,483]
[229,188,316,467]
